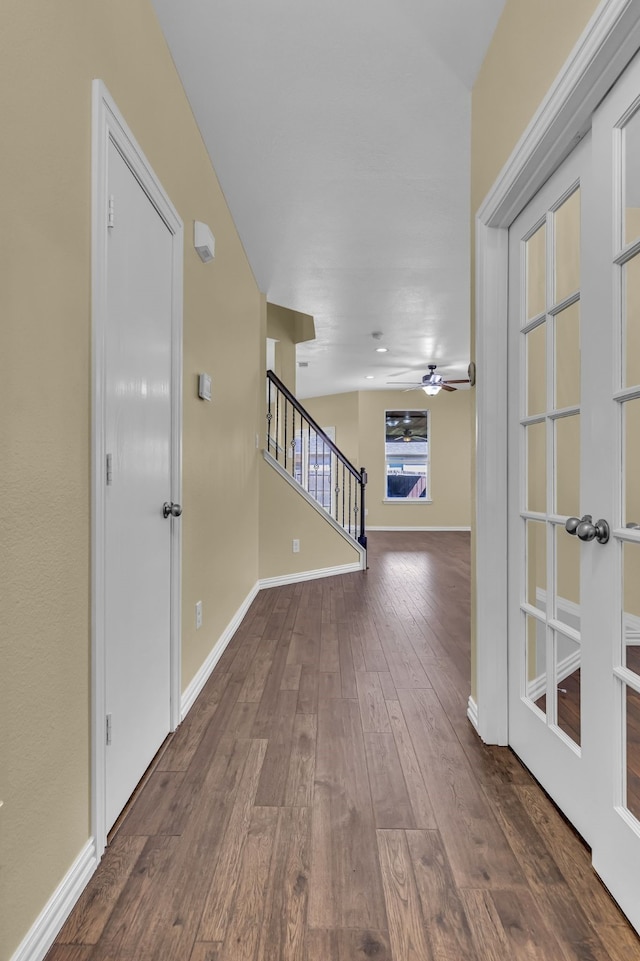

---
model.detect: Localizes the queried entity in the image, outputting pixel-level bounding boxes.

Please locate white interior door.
[584,50,640,930]
[508,135,593,843]
[104,138,173,830]
[508,50,640,931]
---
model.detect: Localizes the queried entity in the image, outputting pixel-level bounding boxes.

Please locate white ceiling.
[151,0,506,398]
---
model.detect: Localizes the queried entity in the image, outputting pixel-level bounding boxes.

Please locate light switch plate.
[198,373,212,401]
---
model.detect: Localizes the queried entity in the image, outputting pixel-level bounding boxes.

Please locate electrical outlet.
[195,600,203,629]
[292,538,300,553]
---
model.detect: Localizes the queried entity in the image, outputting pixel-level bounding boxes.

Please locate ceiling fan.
[388,363,473,395]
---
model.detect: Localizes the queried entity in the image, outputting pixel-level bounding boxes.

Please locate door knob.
[565,514,609,544]
[163,502,182,519]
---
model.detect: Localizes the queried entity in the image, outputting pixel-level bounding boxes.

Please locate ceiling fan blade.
[443,378,470,385]
[441,384,456,392]
[386,381,421,386]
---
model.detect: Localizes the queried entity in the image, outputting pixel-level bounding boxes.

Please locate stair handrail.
[266,369,367,549]
[267,370,361,480]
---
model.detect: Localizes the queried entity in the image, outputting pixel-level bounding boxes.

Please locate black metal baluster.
[267,376,272,453]
[275,386,280,463]
[359,467,367,548]
[284,396,288,473]
[291,406,296,480]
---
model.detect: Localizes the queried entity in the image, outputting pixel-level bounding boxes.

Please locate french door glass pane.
[556,524,581,632]
[526,613,547,718]
[554,189,581,303]
[555,302,581,409]
[526,422,546,513]
[622,254,640,388]
[527,225,546,320]
[555,632,581,746]
[626,685,640,822]
[623,108,640,247]
[624,399,640,528]
[623,541,640,676]
[526,520,546,609]
[527,323,546,416]
[556,415,580,517]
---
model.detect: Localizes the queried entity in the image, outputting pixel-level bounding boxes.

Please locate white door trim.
[475,0,640,744]
[91,80,183,854]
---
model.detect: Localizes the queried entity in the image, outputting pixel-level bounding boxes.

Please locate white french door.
[508,135,593,842]
[584,50,640,930]
[507,51,640,931]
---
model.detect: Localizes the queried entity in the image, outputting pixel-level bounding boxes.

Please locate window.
[384,410,430,500]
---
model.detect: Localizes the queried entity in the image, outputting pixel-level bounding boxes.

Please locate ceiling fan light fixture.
[423,384,441,396]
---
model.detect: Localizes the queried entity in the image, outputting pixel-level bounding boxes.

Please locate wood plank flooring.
[50,532,640,961]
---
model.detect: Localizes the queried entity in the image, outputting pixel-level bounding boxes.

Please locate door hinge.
[106,713,112,745]
[107,195,115,229]
[106,453,113,486]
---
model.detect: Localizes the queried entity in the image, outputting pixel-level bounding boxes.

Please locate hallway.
[48,533,639,960]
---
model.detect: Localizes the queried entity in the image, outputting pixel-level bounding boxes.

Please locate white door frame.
[474,0,640,744]
[91,80,183,854]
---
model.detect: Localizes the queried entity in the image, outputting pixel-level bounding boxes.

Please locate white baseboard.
[180,581,260,720]
[467,696,479,733]
[526,649,582,702]
[10,839,98,961]
[259,562,362,589]
[367,526,471,532]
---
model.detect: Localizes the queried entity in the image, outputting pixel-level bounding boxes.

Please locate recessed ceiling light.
[365,375,374,380]
[375,347,388,353]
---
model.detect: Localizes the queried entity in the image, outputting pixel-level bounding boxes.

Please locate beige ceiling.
[151,0,506,398]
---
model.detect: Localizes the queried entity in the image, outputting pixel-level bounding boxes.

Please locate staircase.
[265,370,367,553]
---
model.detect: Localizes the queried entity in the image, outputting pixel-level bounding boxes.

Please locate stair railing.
[266,370,367,548]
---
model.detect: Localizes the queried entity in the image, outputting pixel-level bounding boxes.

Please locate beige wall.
[470,0,601,698]
[0,2,262,957]
[359,390,471,528]
[259,458,360,578]
[304,392,360,467]
[266,303,315,394]
[307,389,472,529]
[471,0,601,215]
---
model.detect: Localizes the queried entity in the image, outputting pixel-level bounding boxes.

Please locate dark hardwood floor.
[48,532,640,960]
